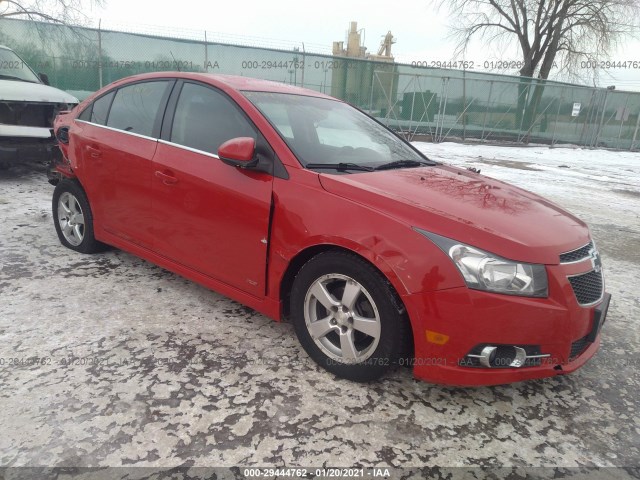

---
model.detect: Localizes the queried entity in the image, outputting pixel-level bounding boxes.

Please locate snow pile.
[413,142,640,231]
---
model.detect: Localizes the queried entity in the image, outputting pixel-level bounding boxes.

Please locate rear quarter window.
[78,90,115,125]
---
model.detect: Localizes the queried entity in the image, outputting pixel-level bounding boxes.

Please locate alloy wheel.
[57,192,85,246]
[304,273,381,364]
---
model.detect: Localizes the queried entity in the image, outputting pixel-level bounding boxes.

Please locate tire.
[47,159,62,186]
[52,179,104,254]
[290,250,408,382]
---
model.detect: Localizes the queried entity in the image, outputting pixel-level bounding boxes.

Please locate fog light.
[464,344,550,368]
[479,346,525,368]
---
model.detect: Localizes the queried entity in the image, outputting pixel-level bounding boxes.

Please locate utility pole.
[98,19,103,89]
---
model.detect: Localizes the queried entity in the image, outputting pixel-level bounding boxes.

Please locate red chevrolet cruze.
[51,72,610,386]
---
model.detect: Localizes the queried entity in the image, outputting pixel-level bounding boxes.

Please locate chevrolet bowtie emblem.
[588,247,602,273]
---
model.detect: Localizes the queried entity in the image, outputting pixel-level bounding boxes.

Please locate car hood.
[318,165,590,264]
[0,79,78,104]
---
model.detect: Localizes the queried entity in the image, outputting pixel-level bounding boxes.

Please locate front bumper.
[0,131,56,166]
[403,262,610,386]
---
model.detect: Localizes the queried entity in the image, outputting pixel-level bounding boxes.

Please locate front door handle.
[86,146,102,159]
[155,170,178,185]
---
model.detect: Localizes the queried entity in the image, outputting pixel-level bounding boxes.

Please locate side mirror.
[39,73,50,85]
[218,137,258,168]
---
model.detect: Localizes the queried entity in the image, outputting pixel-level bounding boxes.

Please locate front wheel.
[290,251,408,382]
[52,179,105,254]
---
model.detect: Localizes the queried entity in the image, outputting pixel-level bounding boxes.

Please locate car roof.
[106,71,335,99]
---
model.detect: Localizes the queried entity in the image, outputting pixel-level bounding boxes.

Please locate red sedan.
[51,72,610,386]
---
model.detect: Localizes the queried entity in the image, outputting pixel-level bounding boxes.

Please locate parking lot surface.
[0,143,639,469]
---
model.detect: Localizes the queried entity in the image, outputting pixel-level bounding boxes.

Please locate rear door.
[75,80,173,249]
[73,89,116,214]
[152,81,273,296]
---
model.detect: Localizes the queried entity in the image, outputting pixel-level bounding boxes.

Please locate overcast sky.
[88,0,640,91]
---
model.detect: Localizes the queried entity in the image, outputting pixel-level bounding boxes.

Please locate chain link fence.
[2,17,640,150]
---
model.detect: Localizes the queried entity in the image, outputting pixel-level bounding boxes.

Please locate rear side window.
[106,81,170,137]
[170,83,255,155]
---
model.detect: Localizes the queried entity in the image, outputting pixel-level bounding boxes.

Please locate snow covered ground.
[416,142,640,218]
[1,143,639,470]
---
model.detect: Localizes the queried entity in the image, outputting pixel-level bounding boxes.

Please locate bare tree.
[435,0,640,80]
[0,0,104,25]
[0,0,106,53]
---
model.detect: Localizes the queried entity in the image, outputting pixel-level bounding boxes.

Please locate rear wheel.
[52,179,104,254]
[290,250,408,382]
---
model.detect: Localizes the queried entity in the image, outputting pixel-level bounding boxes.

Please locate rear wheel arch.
[66,175,99,218]
[64,176,96,212]
[52,178,106,254]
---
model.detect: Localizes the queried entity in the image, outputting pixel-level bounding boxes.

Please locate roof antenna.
[170,51,181,72]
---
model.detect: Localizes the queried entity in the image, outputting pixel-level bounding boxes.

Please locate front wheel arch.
[279,244,409,320]
[281,245,414,380]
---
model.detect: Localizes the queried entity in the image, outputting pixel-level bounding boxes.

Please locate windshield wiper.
[0,74,36,83]
[374,159,434,171]
[306,162,375,172]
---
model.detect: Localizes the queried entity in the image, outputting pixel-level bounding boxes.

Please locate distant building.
[331,21,398,113]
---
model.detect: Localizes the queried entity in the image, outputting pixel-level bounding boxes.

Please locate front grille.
[568,269,603,306]
[570,335,590,360]
[0,102,57,127]
[560,242,593,263]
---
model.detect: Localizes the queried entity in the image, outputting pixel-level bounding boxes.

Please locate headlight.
[415,228,548,298]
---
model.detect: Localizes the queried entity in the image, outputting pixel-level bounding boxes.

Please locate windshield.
[0,48,41,83]
[244,91,429,170]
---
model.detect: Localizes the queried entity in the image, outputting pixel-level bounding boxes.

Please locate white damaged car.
[0,45,77,174]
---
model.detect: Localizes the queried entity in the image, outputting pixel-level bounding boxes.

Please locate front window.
[170,83,256,155]
[244,91,427,170]
[0,48,41,83]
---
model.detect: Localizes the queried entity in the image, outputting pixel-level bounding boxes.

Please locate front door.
[152,82,273,297]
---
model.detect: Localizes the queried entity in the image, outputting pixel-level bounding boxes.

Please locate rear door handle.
[86,146,102,159]
[154,170,178,185]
